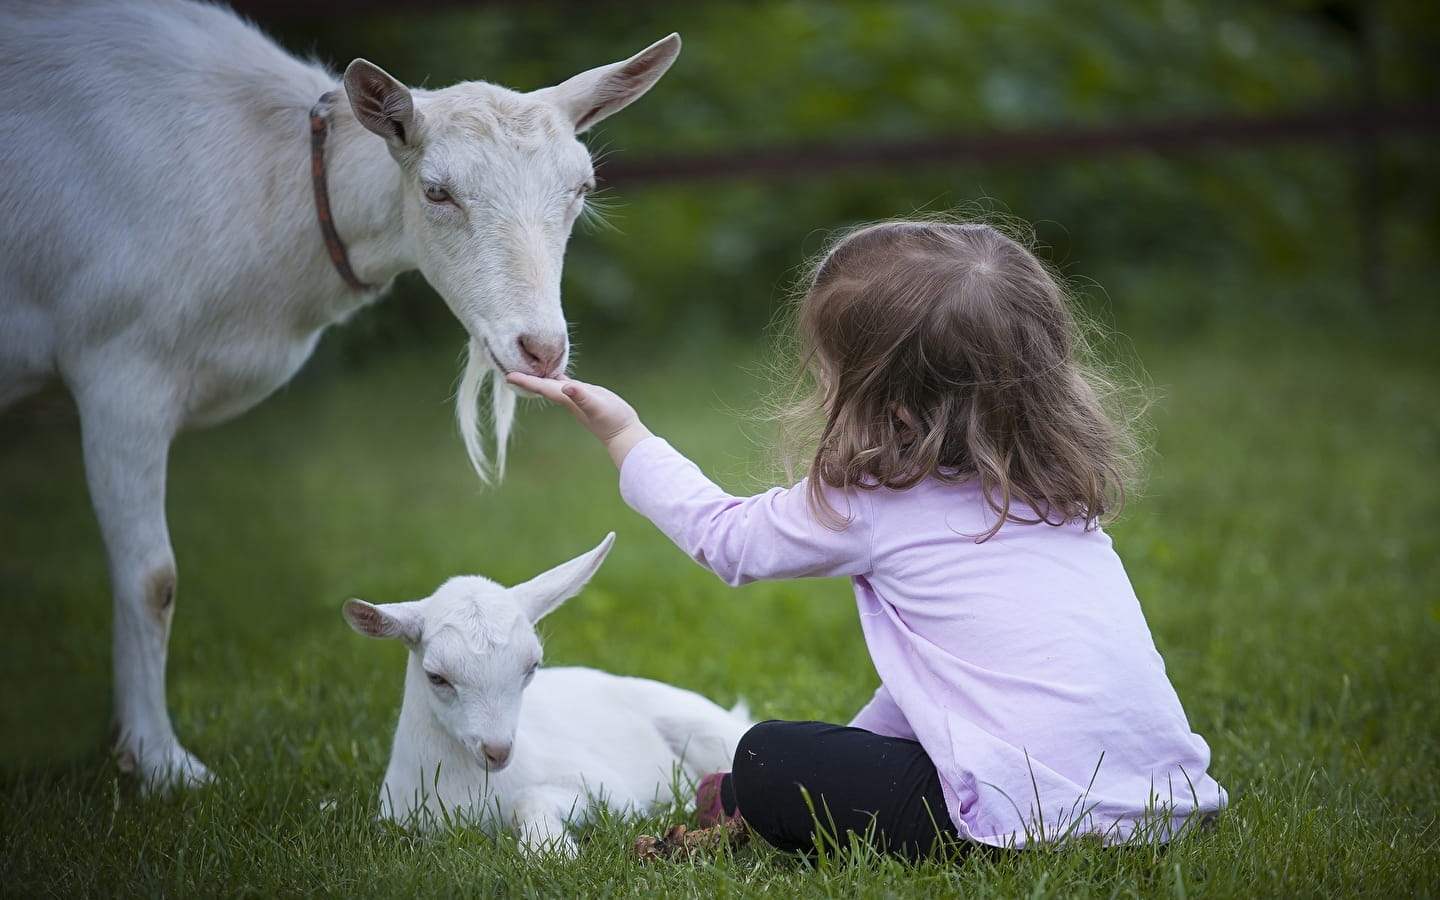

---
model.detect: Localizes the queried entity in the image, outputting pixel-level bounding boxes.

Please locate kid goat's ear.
[515,532,616,624]
[344,59,419,147]
[343,598,424,643]
[532,34,681,134]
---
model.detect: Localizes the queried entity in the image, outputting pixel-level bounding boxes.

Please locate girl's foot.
[694,771,741,828]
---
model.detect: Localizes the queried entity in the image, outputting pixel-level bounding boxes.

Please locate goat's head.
[343,533,615,772]
[342,36,680,482]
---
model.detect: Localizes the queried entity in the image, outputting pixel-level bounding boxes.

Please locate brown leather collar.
[310,92,372,293]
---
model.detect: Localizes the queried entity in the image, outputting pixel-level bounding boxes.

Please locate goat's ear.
[514,533,616,623]
[343,598,423,643]
[344,59,420,147]
[533,34,680,134]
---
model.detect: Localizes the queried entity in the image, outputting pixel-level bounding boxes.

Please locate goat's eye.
[423,184,452,204]
[523,661,539,682]
[426,672,451,688]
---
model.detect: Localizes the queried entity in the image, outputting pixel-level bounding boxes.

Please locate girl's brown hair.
[776,219,1143,540]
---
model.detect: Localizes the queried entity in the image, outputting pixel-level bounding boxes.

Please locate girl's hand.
[506,372,654,469]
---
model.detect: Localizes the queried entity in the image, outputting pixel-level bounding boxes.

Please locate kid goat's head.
[342,36,681,482]
[343,533,615,772]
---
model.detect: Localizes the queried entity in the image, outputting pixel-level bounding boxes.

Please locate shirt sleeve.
[618,436,873,586]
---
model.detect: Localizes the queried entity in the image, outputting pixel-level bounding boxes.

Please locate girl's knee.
[735,719,787,758]
[732,719,832,817]
[733,719,817,783]
[732,720,780,789]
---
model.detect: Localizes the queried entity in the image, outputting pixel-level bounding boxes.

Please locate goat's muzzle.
[479,741,513,771]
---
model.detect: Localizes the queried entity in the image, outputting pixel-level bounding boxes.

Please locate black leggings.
[723,719,960,859]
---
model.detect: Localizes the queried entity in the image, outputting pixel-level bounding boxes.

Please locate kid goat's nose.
[517,334,565,377]
[481,742,512,769]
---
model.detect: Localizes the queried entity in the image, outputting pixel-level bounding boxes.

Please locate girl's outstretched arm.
[506,372,654,469]
[512,372,872,585]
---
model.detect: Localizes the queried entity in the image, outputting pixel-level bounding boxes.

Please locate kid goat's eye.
[423,184,452,204]
[426,672,451,688]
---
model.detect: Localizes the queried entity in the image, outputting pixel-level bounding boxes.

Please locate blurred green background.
[2,1,1437,895]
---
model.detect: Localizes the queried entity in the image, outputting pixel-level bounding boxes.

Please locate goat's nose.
[516,334,566,378]
[481,742,512,770]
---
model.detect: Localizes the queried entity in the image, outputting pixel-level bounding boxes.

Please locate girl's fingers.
[507,371,568,402]
[506,372,595,420]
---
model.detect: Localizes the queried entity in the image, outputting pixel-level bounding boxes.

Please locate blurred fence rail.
[595,104,1439,186]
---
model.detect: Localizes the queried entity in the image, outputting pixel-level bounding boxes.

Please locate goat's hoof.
[124,744,215,793]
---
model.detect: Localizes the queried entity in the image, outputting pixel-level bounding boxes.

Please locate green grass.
[1,316,1436,898]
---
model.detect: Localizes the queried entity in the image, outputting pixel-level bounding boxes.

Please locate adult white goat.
[0,0,680,789]
[343,534,750,854]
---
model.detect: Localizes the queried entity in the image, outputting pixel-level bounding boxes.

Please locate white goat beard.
[455,338,516,484]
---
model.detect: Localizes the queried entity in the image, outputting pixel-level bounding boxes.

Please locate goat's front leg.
[75,378,211,790]
[510,787,581,857]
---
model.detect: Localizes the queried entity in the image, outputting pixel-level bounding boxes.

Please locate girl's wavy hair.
[771,218,1145,541]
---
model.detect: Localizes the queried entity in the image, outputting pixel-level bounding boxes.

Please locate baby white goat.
[343,534,750,854]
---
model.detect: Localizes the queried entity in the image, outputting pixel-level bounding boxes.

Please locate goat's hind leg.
[75,376,212,790]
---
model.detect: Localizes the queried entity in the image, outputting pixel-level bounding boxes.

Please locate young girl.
[508,220,1226,858]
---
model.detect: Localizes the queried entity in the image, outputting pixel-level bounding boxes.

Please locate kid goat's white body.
[384,666,745,849]
[0,0,679,788]
[345,535,750,853]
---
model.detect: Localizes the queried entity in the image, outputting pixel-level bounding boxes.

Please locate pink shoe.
[695,772,740,828]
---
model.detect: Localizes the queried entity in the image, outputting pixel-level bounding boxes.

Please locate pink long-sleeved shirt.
[620,436,1226,847]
